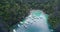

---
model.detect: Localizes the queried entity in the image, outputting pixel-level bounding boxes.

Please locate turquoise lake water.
[13,10,51,32]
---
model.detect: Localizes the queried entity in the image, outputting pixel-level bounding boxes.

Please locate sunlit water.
[13,10,51,32]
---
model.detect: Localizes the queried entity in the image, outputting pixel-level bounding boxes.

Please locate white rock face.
[13,10,51,32]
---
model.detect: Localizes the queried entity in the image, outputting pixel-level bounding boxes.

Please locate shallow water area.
[13,10,52,32]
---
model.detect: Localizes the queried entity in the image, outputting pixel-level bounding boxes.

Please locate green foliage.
[0,0,29,29]
[0,0,59,30]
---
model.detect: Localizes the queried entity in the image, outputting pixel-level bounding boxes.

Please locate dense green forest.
[0,0,60,31]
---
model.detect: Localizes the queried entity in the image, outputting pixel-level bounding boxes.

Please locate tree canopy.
[0,0,59,31]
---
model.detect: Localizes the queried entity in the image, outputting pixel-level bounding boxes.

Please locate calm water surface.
[13,10,51,32]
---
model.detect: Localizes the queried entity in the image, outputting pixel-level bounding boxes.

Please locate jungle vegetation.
[0,0,59,31]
